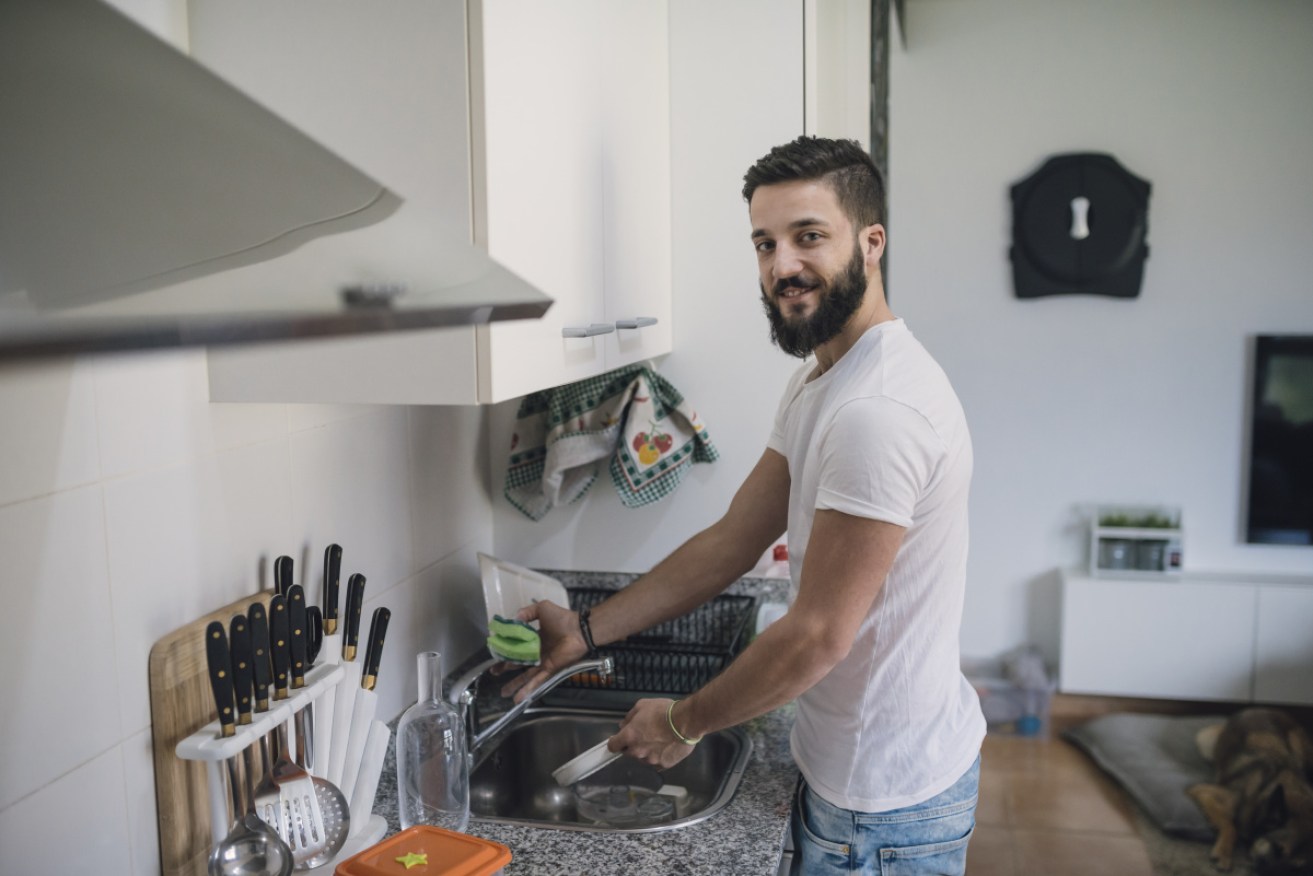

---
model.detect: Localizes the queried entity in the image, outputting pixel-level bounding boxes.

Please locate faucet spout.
[450,656,615,755]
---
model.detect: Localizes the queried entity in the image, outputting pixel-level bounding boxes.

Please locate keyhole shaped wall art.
[1009,153,1151,299]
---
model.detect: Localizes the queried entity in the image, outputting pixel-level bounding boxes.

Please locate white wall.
[491,0,805,568]
[889,0,1313,659]
[0,6,493,873]
[493,0,1313,664]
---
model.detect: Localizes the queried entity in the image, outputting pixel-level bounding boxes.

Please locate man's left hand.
[609,698,699,770]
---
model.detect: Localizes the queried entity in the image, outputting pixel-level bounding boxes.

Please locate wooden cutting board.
[149,590,273,876]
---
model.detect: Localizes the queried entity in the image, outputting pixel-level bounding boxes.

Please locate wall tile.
[95,349,287,479]
[408,405,492,571]
[104,439,293,734]
[287,404,375,434]
[0,488,122,810]
[0,746,133,873]
[0,358,101,506]
[122,728,161,876]
[363,540,489,725]
[289,409,414,598]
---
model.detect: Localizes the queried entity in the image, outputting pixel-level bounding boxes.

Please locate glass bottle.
[396,651,470,832]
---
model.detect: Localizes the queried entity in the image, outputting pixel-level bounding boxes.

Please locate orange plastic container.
[335,826,512,876]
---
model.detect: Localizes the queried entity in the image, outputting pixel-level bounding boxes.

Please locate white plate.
[552,739,624,787]
[478,553,569,627]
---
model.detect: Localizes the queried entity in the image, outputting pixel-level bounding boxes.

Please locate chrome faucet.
[448,655,615,754]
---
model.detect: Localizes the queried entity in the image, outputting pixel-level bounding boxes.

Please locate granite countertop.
[372,572,798,875]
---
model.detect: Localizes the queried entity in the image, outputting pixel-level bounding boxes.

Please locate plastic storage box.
[963,651,1056,737]
[334,825,511,876]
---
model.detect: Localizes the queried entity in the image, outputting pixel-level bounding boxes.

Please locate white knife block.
[175,642,390,870]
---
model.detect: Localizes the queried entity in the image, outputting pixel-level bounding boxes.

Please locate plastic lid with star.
[334,825,511,876]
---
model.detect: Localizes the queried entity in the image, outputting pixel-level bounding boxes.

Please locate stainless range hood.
[0,0,553,362]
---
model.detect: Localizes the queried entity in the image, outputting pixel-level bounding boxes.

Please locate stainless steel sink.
[468,707,752,832]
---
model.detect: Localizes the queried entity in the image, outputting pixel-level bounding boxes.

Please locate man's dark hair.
[742,136,886,230]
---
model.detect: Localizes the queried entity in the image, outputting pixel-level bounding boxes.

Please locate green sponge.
[487,615,541,663]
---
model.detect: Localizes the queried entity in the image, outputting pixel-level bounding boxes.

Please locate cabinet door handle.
[614,317,658,329]
[562,323,615,338]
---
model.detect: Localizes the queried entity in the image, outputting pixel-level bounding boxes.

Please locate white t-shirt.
[767,318,985,813]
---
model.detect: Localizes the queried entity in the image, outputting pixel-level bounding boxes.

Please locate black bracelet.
[578,606,599,656]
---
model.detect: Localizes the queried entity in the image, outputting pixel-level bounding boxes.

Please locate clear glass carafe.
[396,651,470,831]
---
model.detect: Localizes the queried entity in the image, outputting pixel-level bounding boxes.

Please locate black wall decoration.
[1010,153,1151,299]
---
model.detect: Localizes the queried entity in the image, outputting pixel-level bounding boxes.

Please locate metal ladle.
[209,747,293,876]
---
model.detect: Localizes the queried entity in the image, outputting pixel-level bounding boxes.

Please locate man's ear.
[860,223,886,268]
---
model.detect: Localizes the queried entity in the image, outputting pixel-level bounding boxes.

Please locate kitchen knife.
[342,573,365,662]
[327,573,366,786]
[323,544,342,636]
[360,607,390,693]
[306,606,323,667]
[228,614,254,726]
[248,602,272,712]
[274,555,293,600]
[340,607,389,797]
[205,621,236,738]
[288,584,308,690]
[269,594,291,702]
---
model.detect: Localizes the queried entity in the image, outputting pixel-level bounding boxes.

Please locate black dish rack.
[564,588,756,695]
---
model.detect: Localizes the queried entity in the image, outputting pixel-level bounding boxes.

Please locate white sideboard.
[1060,569,1313,705]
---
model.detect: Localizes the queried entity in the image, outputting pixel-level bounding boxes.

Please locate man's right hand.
[497,599,589,703]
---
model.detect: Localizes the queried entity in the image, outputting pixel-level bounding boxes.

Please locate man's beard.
[761,246,867,358]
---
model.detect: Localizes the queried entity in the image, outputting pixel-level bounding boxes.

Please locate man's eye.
[800,231,823,243]
[754,240,775,253]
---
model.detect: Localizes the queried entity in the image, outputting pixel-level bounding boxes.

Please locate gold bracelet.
[666,699,702,745]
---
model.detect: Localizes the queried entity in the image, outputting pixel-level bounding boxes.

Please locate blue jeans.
[790,755,980,875]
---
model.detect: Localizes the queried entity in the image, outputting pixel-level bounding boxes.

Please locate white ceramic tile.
[121,727,161,876]
[408,405,493,570]
[288,408,414,596]
[103,439,293,734]
[0,746,133,873]
[94,349,287,479]
[0,488,122,810]
[0,358,101,505]
[287,403,376,434]
[369,543,489,724]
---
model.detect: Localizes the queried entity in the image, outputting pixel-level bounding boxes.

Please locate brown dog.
[1188,708,1313,874]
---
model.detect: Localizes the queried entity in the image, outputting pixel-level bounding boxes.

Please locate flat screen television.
[1245,335,1313,545]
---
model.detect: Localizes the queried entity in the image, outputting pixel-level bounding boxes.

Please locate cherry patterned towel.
[504,365,718,521]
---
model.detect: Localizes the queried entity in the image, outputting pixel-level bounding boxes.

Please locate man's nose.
[772,243,804,280]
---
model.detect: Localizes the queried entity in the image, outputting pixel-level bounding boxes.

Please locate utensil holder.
[176,658,390,870]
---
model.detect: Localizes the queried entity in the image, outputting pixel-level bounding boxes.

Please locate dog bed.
[1062,712,1226,840]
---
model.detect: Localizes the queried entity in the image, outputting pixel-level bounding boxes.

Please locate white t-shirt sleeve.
[815,396,944,527]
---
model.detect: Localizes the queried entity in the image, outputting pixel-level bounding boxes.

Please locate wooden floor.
[967,693,1242,876]
[970,727,1155,875]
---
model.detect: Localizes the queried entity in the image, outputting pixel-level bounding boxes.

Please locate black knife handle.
[247,601,272,711]
[204,621,235,737]
[323,544,342,634]
[306,606,323,667]
[274,555,293,600]
[288,584,308,689]
[361,607,390,692]
[343,573,366,661]
[228,615,254,725]
[269,594,291,700]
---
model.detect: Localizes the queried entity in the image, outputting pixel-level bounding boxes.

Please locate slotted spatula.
[255,593,332,868]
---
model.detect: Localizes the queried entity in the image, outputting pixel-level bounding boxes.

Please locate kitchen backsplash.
[0,347,492,874]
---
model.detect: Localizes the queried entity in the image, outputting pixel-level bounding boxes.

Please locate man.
[507,136,984,875]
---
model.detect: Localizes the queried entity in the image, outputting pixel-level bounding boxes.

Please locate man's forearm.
[673,612,841,740]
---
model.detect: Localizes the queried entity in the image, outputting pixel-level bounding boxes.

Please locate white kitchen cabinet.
[199,0,671,405]
[1254,586,1313,705]
[1059,569,1313,704]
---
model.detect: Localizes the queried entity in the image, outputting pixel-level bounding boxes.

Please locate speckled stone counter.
[372,572,798,875]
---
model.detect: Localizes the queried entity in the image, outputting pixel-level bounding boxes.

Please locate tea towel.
[504,365,718,521]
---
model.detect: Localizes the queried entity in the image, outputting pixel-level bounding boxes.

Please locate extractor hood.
[0,0,553,362]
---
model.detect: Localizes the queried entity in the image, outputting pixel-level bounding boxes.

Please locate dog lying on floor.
[1188,708,1313,875]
